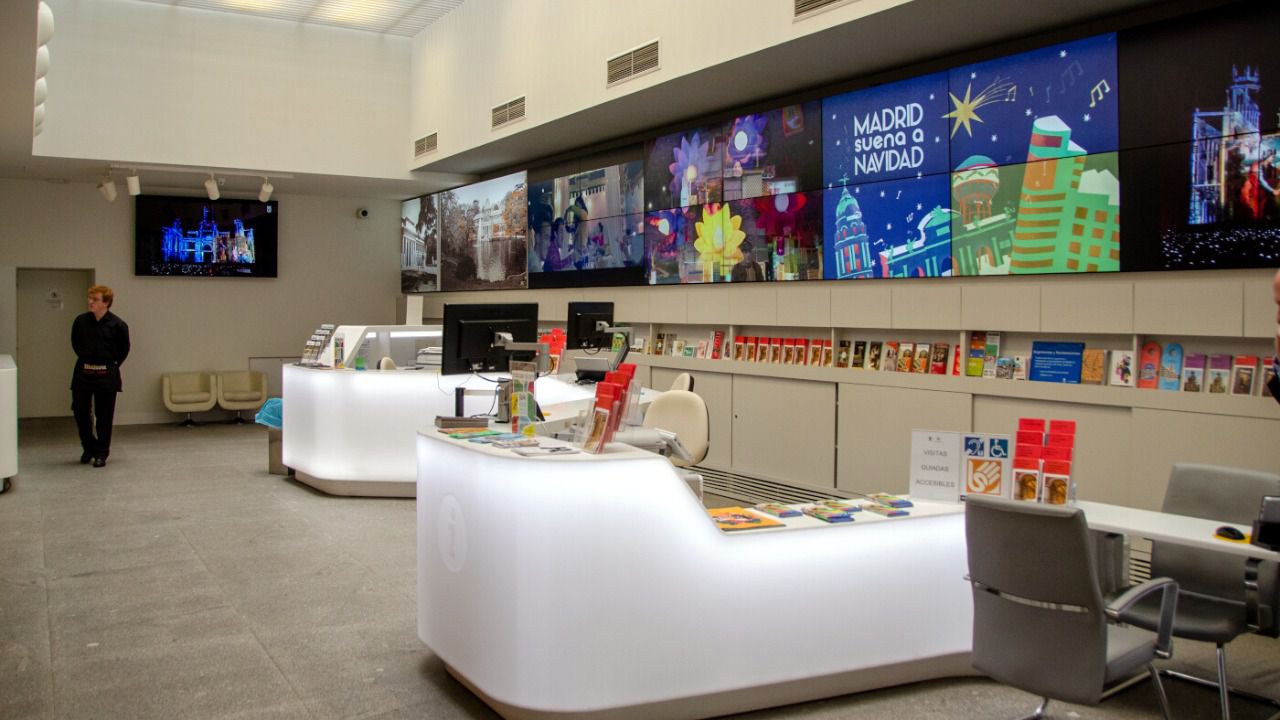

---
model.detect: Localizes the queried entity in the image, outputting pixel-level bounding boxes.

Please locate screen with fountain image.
[134,195,279,277]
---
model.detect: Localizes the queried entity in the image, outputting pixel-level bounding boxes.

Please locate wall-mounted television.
[135,195,278,277]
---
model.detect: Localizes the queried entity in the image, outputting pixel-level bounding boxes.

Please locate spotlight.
[205,175,220,201]
[98,175,117,202]
[35,45,49,79]
[258,178,273,203]
[126,173,141,196]
[33,104,44,127]
[34,78,47,106]
[37,2,54,46]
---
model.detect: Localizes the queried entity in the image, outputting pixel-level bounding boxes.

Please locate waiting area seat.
[216,370,268,423]
[162,372,218,426]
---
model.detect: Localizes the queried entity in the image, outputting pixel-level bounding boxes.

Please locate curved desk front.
[283,365,596,497]
[416,432,974,720]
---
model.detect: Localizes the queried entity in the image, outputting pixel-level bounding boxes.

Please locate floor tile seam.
[170,523,309,705]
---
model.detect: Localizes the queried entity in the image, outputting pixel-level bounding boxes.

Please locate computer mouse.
[1215,526,1245,541]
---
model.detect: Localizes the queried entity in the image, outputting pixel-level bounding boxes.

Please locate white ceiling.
[122,0,466,37]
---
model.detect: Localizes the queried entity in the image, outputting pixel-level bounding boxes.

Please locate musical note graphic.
[1059,61,1083,92]
[896,190,902,200]
[1088,79,1111,108]
[1044,86,1052,104]
[906,212,915,223]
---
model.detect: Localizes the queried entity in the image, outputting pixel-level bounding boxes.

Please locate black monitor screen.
[442,303,539,375]
[566,302,614,351]
[135,195,278,277]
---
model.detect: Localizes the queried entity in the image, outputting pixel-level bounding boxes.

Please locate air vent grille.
[697,467,842,505]
[795,0,856,18]
[606,40,660,87]
[414,133,437,158]
[491,97,526,129]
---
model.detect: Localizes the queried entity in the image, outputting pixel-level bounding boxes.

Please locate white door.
[16,268,93,418]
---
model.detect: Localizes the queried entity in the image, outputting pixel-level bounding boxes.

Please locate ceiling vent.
[491,96,526,130]
[414,133,437,158]
[795,0,859,19]
[606,40,660,87]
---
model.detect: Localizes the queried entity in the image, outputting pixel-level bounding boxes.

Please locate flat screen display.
[438,172,528,292]
[401,194,440,293]
[135,195,278,278]
[722,102,823,201]
[644,122,727,212]
[527,161,646,288]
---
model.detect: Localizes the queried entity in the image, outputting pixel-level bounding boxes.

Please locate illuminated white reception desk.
[0,355,15,488]
[416,432,974,719]
[283,364,598,497]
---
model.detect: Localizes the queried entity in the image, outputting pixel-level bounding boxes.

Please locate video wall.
[400,1,1280,292]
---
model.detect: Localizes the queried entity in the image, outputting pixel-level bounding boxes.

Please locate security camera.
[356,208,370,219]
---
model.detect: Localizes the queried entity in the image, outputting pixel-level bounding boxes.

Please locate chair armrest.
[1107,576,1179,659]
[1244,558,1275,636]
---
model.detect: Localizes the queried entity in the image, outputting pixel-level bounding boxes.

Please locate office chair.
[965,495,1178,719]
[1121,463,1280,720]
[641,390,709,468]
[668,372,694,392]
[162,372,217,426]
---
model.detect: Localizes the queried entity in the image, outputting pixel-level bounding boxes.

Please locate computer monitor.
[442,303,539,375]
[566,302,615,350]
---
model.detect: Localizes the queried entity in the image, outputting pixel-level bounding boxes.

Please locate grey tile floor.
[1,418,1277,719]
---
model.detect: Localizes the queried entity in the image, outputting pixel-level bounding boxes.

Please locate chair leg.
[1217,644,1231,720]
[233,411,246,424]
[1016,697,1050,720]
[1149,663,1174,720]
[1154,638,1280,719]
[182,413,197,427]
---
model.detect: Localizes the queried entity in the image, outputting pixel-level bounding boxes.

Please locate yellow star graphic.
[944,83,984,138]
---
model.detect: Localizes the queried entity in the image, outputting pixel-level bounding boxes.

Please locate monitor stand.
[574,356,612,383]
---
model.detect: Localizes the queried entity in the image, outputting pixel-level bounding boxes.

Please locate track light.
[98,173,117,202]
[258,178,273,203]
[37,2,54,47]
[35,45,49,79]
[205,175,220,201]
[126,173,141,196]
[34,78,47,106]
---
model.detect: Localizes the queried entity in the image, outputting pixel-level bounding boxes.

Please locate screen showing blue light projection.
[823,73,950,187]
[947,33,1118,169]
[824,173,952,279]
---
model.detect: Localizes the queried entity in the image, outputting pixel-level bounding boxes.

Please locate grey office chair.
[965,495,1178,719]
[1121,463,1280,720]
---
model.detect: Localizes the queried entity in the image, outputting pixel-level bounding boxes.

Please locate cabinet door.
[651,367,732,470]
[732,376,835,489]
[837,384,971,496]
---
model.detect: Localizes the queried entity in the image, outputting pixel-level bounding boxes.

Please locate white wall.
[0,178,399,424]
[37,0,415,179]
[409,0,910,161]
[0,266,14,357]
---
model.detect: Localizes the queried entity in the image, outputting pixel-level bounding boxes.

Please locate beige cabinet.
[837,384,971,496]
[731,376,835,489]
